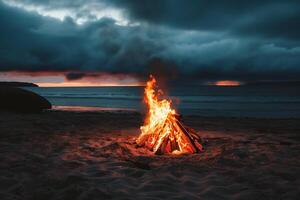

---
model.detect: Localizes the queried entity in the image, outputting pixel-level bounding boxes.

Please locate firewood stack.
[136,75,204,155]
[136,114,203,155]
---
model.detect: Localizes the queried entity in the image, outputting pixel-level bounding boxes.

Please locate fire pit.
[137,75,203,155]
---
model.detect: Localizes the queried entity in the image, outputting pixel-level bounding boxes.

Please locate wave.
[40,93,300,104]
[180,100,300,104]
[41,93,142,100]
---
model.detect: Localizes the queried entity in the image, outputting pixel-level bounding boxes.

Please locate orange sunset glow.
[207,80,243,86]
[38,81,143,87]
[0,71,143,87]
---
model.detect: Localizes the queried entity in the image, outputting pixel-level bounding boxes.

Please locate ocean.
[26,85,300,118]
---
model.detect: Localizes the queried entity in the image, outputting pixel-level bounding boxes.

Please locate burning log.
[136,76,203,155]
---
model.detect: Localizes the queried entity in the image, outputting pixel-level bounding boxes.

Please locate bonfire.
[136,75,203,155]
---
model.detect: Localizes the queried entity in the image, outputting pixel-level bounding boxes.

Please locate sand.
[0,110,299,200]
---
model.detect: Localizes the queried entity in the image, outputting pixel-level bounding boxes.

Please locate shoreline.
[1,111,299,199]
[52,105,139,112]
[48,105,300,120]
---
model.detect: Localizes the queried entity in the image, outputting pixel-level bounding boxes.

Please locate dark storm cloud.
[106,0,300,40]
[0,1,161,73]
[65,72,87,80]
[1,0,300,81]
[9,0,300,40]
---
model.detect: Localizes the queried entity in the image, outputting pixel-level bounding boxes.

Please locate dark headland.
[0,81,39,87]
[0,81,51,112]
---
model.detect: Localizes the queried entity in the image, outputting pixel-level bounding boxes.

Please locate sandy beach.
[0,110,299,200]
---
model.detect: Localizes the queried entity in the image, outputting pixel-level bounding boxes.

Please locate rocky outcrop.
[0,87,51,112]
[0,82,39,87]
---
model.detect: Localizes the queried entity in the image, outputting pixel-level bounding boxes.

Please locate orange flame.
[137,75,202,154]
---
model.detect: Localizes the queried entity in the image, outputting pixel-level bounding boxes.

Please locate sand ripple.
[0,112,300,199]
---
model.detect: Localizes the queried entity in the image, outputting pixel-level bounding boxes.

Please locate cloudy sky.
[0,0,300,86]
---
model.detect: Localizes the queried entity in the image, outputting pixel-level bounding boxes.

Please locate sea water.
[26,85,300,118]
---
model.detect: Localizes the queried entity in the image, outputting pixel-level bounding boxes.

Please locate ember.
[137,75,203,155]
